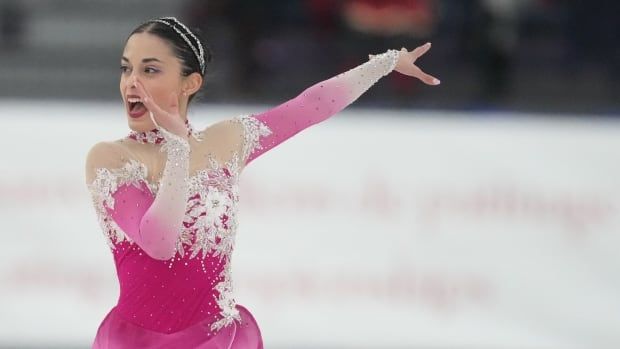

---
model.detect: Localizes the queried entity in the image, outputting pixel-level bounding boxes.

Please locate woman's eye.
[120,65,129,73]
[145,67,159,73]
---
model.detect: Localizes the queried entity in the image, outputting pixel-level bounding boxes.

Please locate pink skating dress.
[86,49,399,348]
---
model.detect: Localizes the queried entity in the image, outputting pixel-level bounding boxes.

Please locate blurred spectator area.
[0,0,618,114]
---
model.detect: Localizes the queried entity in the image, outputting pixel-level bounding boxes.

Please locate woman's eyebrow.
[121,56,164,63]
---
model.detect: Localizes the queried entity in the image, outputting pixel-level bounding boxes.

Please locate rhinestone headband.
[150,16,205,75]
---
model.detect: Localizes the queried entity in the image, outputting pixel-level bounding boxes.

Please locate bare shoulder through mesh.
[198,116,274,173]
[85,141,134,185]
[84,141,146,247]
[198,119,247,172]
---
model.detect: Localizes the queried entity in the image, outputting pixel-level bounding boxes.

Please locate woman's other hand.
[370,42,440,86]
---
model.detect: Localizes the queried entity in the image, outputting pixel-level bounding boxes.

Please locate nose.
[124,75,138,92]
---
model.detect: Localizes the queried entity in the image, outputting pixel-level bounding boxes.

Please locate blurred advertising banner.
[0,101,618,348]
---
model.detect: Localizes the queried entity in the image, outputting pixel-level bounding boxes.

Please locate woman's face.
[120,32,185,131]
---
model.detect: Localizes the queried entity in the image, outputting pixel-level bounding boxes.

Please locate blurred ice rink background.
[0,1,618,348]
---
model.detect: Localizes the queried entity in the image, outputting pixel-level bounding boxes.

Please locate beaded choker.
[127,118,203,144]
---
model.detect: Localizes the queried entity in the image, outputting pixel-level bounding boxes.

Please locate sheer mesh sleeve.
[231,49,400,166]
[85,126,190,260]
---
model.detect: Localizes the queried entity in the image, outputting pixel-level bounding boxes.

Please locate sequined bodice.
[89,148,244,336]
[95,155,241,256]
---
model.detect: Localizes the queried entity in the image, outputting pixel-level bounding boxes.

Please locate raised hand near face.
[132,76,189,141]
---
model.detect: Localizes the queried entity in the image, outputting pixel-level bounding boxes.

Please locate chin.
[128,118,154,131]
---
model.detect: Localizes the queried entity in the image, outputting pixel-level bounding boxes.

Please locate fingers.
[168,91,179,114]
[412,66,440,85]
[411,42,432,60]
[396,42,440,85]
[133,77,167,117]
[149,111,160,128]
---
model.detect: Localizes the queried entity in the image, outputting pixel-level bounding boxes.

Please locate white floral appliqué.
[232,114,272,162]
[87,115,271,333]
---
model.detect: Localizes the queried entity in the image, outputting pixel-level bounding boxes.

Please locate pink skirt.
[92,305,263,349]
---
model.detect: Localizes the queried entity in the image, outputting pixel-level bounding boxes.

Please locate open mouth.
[127,97,147,118]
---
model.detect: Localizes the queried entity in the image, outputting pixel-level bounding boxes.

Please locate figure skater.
[85,16,439,349]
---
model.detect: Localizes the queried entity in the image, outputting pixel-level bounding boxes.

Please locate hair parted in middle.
[127,16,213,103]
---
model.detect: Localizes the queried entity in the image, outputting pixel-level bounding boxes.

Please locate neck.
[127,118,202,145]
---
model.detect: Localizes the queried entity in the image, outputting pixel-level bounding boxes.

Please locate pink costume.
[86,49,399,348]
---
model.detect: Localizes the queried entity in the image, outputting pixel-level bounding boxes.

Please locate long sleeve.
[233,49,400,165]
[86,126,190,261]
[133,127,190,260]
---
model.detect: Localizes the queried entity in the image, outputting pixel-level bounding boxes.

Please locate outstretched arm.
[232,43,440,168]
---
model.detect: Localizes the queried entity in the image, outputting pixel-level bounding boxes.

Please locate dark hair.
[127,18,213,104]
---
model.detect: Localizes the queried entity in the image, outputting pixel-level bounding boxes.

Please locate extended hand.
[370,42,440,86]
